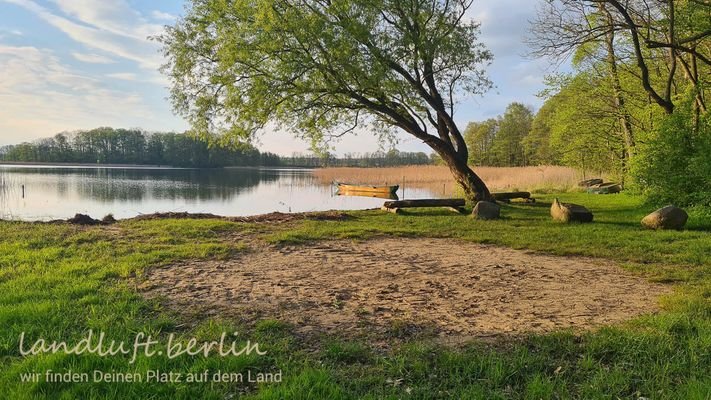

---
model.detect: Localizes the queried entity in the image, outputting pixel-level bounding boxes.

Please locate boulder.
[471,201,500,220]
[550,198,593,223]
[578,178,603,187]
[641,205,688,230]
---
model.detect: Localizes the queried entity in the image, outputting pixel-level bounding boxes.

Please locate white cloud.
[0,45,97,91]
[50,0,164,41]
[0,45,175,144]
[1,28,23,35]
[106,71,169,87]
[0,27,23,39]
[2,0,164,69]
[106,72,137,81]
[71,51,114,64]
[151,10,177,21]
[468,0,539,60]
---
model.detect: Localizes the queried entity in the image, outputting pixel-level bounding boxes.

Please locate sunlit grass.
[1,193,709,398]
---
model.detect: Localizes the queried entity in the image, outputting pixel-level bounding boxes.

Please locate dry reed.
[313,165,585,195]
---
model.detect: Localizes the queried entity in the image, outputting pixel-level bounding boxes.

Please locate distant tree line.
[0,127,437,168]
[280,150,433,168]
[0,128,281,168]
[464,99,642,177]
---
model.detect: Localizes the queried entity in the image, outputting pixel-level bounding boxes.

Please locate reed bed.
[314,165,585,195]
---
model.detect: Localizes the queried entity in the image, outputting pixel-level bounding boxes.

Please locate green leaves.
[157,0,493,151]
[630,97,711,207]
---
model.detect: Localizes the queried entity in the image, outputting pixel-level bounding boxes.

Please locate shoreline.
[0,161,314,170]
[0,161,184,169]
[0,210,356,225]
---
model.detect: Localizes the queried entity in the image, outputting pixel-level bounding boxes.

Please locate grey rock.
[551,198,593,223]
[641,205,688,230]
[472,201,501,220]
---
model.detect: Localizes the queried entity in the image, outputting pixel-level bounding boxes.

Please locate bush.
[631,101,711,207]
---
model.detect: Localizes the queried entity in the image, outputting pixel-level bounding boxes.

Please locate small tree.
[463,119,498,166]
[158,0,494,201]
[491,103,534,167]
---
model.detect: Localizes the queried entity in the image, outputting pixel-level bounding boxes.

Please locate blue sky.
[0,0,563,155]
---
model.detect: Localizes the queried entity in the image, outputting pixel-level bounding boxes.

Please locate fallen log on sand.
[381,198,466,214]
[381,192,534,214]
[382,193,531,209]
[383,198,465,208]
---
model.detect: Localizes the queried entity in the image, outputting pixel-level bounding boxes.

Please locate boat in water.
[336,189,399,200]
[335,182,399,200]
[336,182,399,194]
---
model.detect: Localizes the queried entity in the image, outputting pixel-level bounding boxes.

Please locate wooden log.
[380,205,402,214]
[491,192,531,201]
[382,198,465,209]
[578,178,603,187]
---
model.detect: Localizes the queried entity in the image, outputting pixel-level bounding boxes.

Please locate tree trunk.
[602,4,635,169]
[437,148,492,203]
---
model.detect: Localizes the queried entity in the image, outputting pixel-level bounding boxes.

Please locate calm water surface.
[0,165,437,221]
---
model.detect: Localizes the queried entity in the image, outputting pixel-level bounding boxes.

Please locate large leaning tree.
[158,0,495,202]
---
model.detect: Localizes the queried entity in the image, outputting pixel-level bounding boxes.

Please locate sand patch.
[140,238,668,340]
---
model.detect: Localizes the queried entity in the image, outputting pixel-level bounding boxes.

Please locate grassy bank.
[1,193,710,399]
[313,165,590,195]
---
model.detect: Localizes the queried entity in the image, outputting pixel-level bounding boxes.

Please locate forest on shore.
[0,127,432,168]
[0,128,278,168]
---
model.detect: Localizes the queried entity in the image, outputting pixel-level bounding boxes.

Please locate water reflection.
[0,165,437,220]
[3,167,278,202]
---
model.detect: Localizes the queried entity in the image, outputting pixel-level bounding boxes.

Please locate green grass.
[1,193,710,399]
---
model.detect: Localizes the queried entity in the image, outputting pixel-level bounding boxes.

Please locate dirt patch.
[140,238,669,341]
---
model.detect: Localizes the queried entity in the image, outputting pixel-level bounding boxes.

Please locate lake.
[0,165,437,221]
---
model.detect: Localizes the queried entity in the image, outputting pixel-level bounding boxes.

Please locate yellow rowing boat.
[336,182,399,194]
[336,189,399,200]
